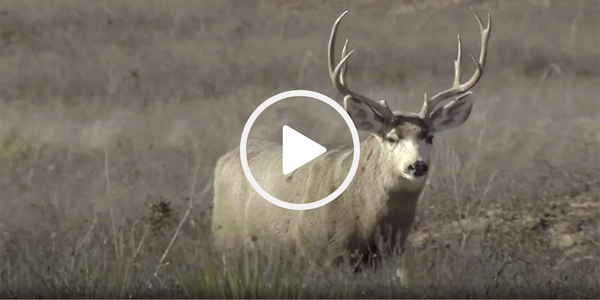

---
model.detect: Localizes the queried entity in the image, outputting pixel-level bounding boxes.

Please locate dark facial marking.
[419,127,430,140]
[392,116,429,133]
[391,115,430,141]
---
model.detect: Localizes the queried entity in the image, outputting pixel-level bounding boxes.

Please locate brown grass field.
[1,0,599,298]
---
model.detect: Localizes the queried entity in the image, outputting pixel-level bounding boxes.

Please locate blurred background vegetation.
[1,0,598,298]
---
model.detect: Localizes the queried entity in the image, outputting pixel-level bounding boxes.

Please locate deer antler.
[328,11,395,122]
[419,8,492,119]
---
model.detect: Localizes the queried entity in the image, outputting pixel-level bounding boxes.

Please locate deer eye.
[385,137,398,144]
[425,135,434,144]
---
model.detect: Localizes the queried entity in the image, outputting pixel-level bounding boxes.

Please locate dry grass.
[1,0,599,298]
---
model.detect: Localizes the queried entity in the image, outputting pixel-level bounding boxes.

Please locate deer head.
[328,9,491,181]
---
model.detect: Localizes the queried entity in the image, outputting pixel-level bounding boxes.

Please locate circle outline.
[239,90,360,211]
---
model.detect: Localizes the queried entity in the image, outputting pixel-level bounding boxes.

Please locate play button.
[239,90,360,211]
[282,125,327,175]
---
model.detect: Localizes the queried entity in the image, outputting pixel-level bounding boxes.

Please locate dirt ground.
[1,0,599,298]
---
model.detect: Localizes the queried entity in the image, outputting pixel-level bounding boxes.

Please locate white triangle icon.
[282,125,327,175]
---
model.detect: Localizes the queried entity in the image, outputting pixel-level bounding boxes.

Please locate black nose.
[408,161,429,177]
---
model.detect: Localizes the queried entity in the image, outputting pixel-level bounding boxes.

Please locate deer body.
[212,9,491,267]
[213,135,423,264]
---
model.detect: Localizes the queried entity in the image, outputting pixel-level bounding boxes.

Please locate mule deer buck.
[212,9,491,268]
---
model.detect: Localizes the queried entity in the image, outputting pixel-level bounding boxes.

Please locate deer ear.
[429,92,474,133]
[344,96,385,133]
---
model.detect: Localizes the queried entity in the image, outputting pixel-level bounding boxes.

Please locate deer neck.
[344,135,424,244]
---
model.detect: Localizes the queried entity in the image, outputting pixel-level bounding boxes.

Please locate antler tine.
[420,35,462,117]
[454,35,462,87]
[420,8,492,118]
[330,43,355,98]
[327,11,348,82]
[328,11,394,120]
[340,38,349,86]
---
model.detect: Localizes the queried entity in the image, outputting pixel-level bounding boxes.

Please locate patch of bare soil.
[411,192,600,263]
